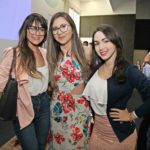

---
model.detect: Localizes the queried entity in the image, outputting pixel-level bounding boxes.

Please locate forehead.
[31,20,42,27]
[94,31,106,41]
[52,17,69,27]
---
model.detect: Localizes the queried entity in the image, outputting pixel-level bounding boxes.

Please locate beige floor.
[0,137,21,150]
[0,137,49,150]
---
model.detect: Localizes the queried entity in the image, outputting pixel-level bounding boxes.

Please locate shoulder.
[0,47,14,73]
[126,64,142,78]
[39,47,47,53]
[126,64,148,87]
[126,64,139,72]
[3,47,13,54]
[1,47,14,60]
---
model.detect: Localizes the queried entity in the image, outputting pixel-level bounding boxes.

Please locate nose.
[57,28,62,35]
[98,43,104,50]
[34,29,40,35]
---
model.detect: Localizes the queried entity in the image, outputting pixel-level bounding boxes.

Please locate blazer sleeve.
[126,65,150,118]
[0,47,13,92]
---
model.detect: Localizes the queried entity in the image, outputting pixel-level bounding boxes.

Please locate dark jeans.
[147,125,150,150]
[13,92,50,150]
[137,117,150,150]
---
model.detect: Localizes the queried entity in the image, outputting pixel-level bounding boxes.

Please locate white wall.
[68,0,80,13]
[80,0,136,16]
[0,40,17,56]
[32,0,64,20]
[136,0,150,19]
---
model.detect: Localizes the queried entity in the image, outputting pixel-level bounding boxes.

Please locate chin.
[100,56,108,60]
[60,41,68,46]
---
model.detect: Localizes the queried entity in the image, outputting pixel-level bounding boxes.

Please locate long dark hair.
[17,13,47,78]
[47,12,89,88]
[91,24,130,84]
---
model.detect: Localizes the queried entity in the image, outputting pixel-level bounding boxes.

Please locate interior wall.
[0,0,64,56]
[133,49,148,66]
[133,0,150,63]
[32,0,64,19]
[80,0,136,16]
[0,40,17,59]
[80,15,136,62]
[136,0,150,19]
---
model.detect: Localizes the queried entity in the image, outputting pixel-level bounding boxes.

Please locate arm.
[0,47,13,92]
[110,65,150,122]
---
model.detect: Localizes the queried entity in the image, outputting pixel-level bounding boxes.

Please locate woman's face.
[27,21,46,47]
[94,31,117,62]
[52,17,73,46]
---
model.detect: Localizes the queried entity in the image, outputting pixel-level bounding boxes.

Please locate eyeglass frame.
[52,24,71,35]
[27,26,46,36]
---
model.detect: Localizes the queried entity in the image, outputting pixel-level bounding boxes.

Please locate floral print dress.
[49,52,91,150]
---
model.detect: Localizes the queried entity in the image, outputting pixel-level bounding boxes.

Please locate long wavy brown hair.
[47,12,89,88]
[16,13,47,78]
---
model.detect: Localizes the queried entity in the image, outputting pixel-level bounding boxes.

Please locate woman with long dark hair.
[83,24,150,149]
[0,13,50,150]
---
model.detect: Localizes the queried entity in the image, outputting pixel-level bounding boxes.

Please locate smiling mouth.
[58,36,65,39]
[100,51,107,56]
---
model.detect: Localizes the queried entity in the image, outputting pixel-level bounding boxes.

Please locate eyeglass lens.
[28,26,46,35]
[52,24,70,35]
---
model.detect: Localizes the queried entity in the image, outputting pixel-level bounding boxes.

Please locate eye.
[94,41,99,46]
[61,24,67,29]
[30,26,36,30]
[103,38,110,43]
[39,27,45,32]
[52,28,58,32]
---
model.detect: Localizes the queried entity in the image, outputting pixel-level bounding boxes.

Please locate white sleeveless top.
[83,70,107,115]
[28,65,49,96]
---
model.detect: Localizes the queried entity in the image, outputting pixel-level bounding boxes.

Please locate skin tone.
[0,21,46,96]
[52,17,73,55]
[94,31,116,80]
[52,17,84,94]
[27,21,45,67]
[94,31,135,122]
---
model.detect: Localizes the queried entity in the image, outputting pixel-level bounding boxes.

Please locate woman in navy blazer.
[83,24,150,150]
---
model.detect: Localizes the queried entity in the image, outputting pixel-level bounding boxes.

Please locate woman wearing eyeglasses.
[47,12,91,149]
[0,13,50,150]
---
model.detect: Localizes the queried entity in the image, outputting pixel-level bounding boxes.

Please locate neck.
[28,42,39,53]
[60,42,71,55]
[61,48,70,55]
[104,60,114,70]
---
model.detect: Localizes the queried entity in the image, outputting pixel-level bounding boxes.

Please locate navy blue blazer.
[106,65,150,142]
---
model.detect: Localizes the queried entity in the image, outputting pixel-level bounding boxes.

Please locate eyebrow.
[94,37,108,42]
[102,37,108,41]
[29,26,44,28]
[52,23,69,28]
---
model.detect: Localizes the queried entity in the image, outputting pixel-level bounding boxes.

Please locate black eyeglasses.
[52,24,70,35]
[28,26,46,36]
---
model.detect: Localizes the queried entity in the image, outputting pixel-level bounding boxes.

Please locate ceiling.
[79,0,134,12]
[76,0,136,16]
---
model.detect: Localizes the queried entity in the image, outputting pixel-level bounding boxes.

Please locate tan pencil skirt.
[90,114,137,150]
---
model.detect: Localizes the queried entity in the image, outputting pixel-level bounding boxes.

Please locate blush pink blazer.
[0,47,48,129]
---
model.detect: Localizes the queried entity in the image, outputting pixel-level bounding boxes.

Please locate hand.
[109,108,131,122]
